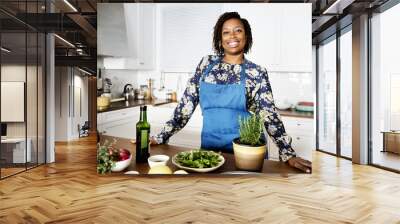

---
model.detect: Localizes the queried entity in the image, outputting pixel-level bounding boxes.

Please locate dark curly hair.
[213,12,253,56]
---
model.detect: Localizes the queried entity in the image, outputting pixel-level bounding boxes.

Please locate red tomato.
[119,148,131,161]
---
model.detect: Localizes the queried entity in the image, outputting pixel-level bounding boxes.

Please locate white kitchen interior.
[97,3,314,161]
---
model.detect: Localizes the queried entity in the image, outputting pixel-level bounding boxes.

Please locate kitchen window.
[316,24,353,159]
[339,26,352,159]
[317,35,337,155]
[370,2,400,172]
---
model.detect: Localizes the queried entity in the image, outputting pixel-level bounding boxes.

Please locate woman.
[151,12,311,173]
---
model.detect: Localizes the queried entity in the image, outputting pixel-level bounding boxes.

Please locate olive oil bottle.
[136,106,150,163]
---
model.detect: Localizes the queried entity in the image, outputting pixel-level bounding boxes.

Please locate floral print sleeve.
[153,56,208,144]
[254,68,297,162]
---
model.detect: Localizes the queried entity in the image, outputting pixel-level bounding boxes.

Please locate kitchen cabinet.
[97,107,138,138]
[278,4,312,72]
[158,3,311,72]
[159,4,223,72]
[222,4,281,70]
[149,103,202,149]
[222,4,312,72]
[98,104,314,156]
[267,116,314,161]
[97,4,129,57]
[97,103,203,149]
[100,4,155,70]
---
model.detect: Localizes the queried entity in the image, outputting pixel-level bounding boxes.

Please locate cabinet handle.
[296,137,300,140]
[297,123,301,126]
[139,62,144,65]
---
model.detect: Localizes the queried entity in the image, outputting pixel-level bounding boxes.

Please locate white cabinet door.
[267,133,313,161]
[279,4,312,72]
[149,105,202,148]
[100,107,139,137]
[266,116,314,161]
[101,4,155,70]
[291,135,313,161]
[159,4,223,72]
[222,4,281,70]
[137,3,155,70]
[103,118,136,139]
[223,3,311,72]
[98,4,130,57]
[281,116,314,135]
[123,3,155,70]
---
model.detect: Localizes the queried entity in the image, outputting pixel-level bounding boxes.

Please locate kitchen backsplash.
[268,72,314,106]
[102,69,314,107]
[102,69,139,98]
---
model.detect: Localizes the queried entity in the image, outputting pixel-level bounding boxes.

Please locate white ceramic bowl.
[172,152,225,173]
[275,102,292,110]
[148,155,170,168]
[111,154,132,172]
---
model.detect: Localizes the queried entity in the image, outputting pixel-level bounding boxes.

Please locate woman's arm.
[255,69,297,162]
[153,56,208,144]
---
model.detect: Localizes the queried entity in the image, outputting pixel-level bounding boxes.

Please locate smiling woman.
[151,11,312,173]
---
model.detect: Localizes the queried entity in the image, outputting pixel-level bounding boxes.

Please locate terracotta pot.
[233,138,267,171]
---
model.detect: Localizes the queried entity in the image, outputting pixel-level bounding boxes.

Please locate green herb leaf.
[175,150,222,169]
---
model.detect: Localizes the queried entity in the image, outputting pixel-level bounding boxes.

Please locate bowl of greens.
[172,150,225,173]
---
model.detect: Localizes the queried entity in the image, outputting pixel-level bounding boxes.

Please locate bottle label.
[141,130,149,149]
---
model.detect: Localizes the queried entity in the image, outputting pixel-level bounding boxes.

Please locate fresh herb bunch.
[175,150,222,169]
[238,113,264,146]
[97,139,117,174]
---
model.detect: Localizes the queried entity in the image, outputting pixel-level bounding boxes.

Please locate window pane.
[27,31,38,169]
[318,37,337,155]
[371,3,400,171]
[1,14,28,177]
[340,29,352,158]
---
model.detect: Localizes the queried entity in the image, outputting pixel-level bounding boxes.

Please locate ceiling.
[0,0,97,74]
[0,0,393,73]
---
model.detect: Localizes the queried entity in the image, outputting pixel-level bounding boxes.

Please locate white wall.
[54,67,89,141]
[1,65,34,137]
[55,67,68,141]
[102,69,138,99]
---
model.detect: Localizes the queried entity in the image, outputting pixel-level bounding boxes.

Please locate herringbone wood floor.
[0,135,399,224]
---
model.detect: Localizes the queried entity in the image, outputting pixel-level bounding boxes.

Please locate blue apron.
[199,57,250,153]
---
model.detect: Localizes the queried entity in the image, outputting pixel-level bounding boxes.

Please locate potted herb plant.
[233,113,267,171]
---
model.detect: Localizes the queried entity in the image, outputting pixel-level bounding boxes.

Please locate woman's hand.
[130,137,160,145]
[149,136,159,145]
[288,157,312,173]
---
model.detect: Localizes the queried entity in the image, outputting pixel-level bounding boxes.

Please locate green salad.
[174,150,222,169]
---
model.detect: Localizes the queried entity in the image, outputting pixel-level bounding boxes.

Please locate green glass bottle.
[136,105,150,163]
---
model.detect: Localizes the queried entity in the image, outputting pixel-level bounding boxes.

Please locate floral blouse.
[154,55,297,162]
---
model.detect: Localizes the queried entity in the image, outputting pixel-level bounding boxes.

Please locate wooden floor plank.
[0,135,399,223]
